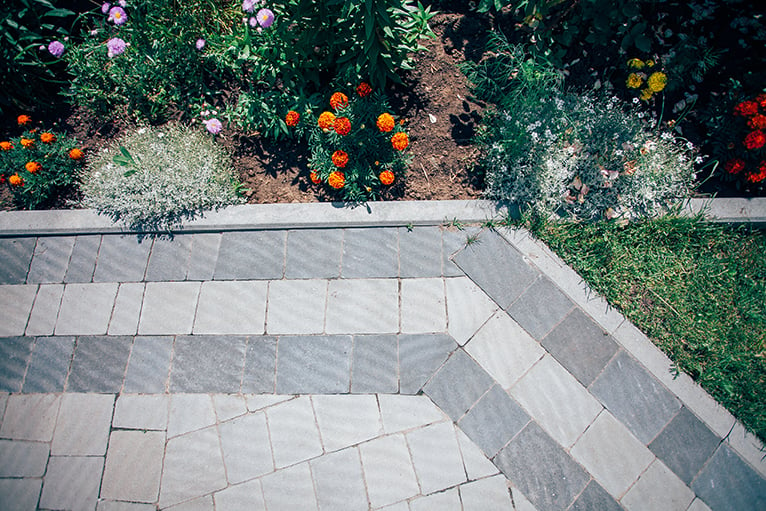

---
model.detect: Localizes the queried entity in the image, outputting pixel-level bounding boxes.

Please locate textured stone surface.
[399,226,443,278]
[378,394,447,434]
[213,479,266,511]
[101,430,165,502]
[399,333,456,394]
[51,393,114,456]
[0,439,49,477]
[260,462,318,511]
[56,282,118,335]
[40,456,104,511]
[326,278,399,334]
[621,459,694,511]
[423,349,494,421]
[123,336,173,393]
[312,394,382,451]
[63,235,100,283]
[22,336,75,393]
[266,396,323,469]
[266,279,326,334]
[406,421,466,494]
[93,235,151,282]
[692,443,766,511]
[459,475,515,511]
[507,275,574,339]
[218,413,273,483]
[214,231,285,280]
[400,278,447,333]
[341,227,398,278]
[458,384,530,458]
[351,334,398,393]
[67,335,132,392]
[311,447,369,511]
[0,286,37,336]
[0,394,60,441]
[359,434,420,508]
[138,282,200,335]
[25,284,64,335]
[193,280,267,334]
[167,394,216,438]
[242,336,277,393]
[107,282,145,335]
[0,237,35,284]
[145,235,192,281]
[0,336,34,392]
[276,335,352,394]
[285,228,343,279]
[569,481,623,511]
[171,335,247,393]
[0,478,43,511]
[27,236,75,284]
[113,394,168,430]
[186,233,221,281]
[444,276,499,346]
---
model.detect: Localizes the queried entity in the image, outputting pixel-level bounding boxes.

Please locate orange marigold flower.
[328,171,345,189]
[20,138,34,148]
[329,92,348,110]
[285,110,300,127]
[0,141,13,151]
[734,100,759,117]
[379,170,395,185]
[391,132,409,151]
[746,162,766,183]
[748,114,766,130]
[356,82,372,97]
[377,113,395,133]
[17,115,31,126]
[744,130,766,150]
[334,117,351,136]
[69,148,84,160]
[724,158,746,175]
[331,150,349,168]
[25,161,41,174]
[40,132,56,144]
[309,170,322,184]
[9,174,23,186]
[318,111,336,130]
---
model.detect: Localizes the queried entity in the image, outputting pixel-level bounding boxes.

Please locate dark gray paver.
[423,349,494,421]
[22,336,75,393]
[170,335,247,392]
[27,236,75,284]
[541,308,619,386]
[649,407,721,485]
[67,336,133,392]
[0,337,34,392]
[276,335,352,394]
[691,443,766,511]
[145,236,192,281]
[63,235,100,283]
[123,336,174,393]
[93,235,152,282]
[399,333,456,394]
[457,384,530,458]
[569,481,624,511]
[341,228,398,278]
[186,233,221,281]
[242,336,277,393]
[494,422,590,511]
[507,275,574,340]
[399,226,442,278]
[452,230,538,309]
[351,334,398,393]
[590,350,681,444]
[214,231,285,280]
[0,237,35,284]
[285,229,343,279]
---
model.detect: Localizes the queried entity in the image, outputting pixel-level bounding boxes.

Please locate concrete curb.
[685,197,766,226]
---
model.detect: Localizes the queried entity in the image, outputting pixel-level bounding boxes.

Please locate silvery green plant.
[80,123,244,231]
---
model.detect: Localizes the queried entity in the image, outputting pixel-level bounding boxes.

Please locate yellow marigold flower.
[0,141,13,151]
[25,161,41,174]
[627,58,645,69]
[626,73,643,89]
[68,148,84,160]
[328,171,345,189]
[391,132,409,151]
[318,111,336,130]
[379,170,395,185]
[40,132,56,143]
[329,92,348,110]
[9,174,23,186]
[647,72,667,93]
[377,113,395,132]
[640,88,654,101]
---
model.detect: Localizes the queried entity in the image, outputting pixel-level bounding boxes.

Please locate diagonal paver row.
[0,224,764,511]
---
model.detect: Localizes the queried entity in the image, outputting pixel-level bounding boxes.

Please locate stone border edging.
[685,197,766,226]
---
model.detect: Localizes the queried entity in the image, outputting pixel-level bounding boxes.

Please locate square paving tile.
[400,278,447,333]
[276,335,352,394]
[406,421,466,494]
[93,235,152,282]
[25,284,64,336]
[0,285,40,336]
[242,336,277,393]
[0,237,35,284]
[326,279,399,334]
[27,236,75,284]
[311,447,368,511]
[312,394,382,451]
[187,233,221,281]
[410,488,462,510]
[285,228,343,279]
[507,275,574,339]
[0,394,60,441]
[170,335,247,392]
[444,276,499,346]
[0,478,42,511]
[399,226,443,277]
[442,226,480,277]
[67,335,133,392]
[138,282,200,335]
[359,434,420,508]
[540,308,619,387]
[101,430,165,503]
[378,394,448,434]
[113,394,169,430]
[265,396,323,469]
[691,443,766,511]
[40,456,104,511]
[459,474,514,511]
[423,349,494,421]
[260,462,319,511]
[455,428,500,480]
[266,279,326,334]
[590,350,681,444]
[0,336,34,392]
[0,439,50,477]
[341,227,399,278]
[22,336,75,393]
[399,333,456,394]
[214,479,266,511]
[458,384,530,458]
[123,336,173,393]
[218,413,273,483]
[214,231,285,280]
[193,280,267,334]
[107,282,145,335]
[351,334,398,393]
[63,235,100,283]
[145,235,192,281]
[51,393,114,456]
[55,282,118,335]
[621,459,695,511]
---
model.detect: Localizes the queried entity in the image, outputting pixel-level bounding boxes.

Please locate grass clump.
[80,123,243,231]
[529,215,766,441]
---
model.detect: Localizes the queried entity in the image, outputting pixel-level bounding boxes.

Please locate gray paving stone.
[423,349,494,421]
[40,456,104,511]
[444,276,499,346]
[399,333,456,394]
[212,394,247,422]
[0,478,42,511]
[0,439,49,477]
[455,428,500,480]
[359,434,420,508]
[266,279,326,334]
[568,481,623,511]
[97,502,156,511]
[27,236,75,284]
[193,280,267,334]
[186,232,221,281]
[649,407,721,485]
[691,443,766,511]
[458,384,530,458]
[67,336,133,393]
[167,394,216,438]
[494,422,590,511]
[25,284,64,336]
[55,282,118,335]
[0,336,34,392]
[113,394,168,430]
[341,227,398,278]
[507,275,574,339]
[0,394,60,441]
[63,235,100,283]
[442,226,480,277]
[378,394,448,434]
[399,226,443,277]
[276,335,352,394]
[214,231,285,280]
[260,462,318,511]
[311,447,368,511]
[165,495,214,511]
[351,334,398,393]
[242,336,277,393]
[218,412,273,483]
[145,235,192,281]
[621,459,694,511]
[0,285,38,336]
[123,336,173,393]
[213,479,266,511]
[170,335,247,393]
[400,278,447,333]
[285,228,343,279]
[266,396,323,469]
[108,282,145,335]
[590,350,681,444]
[93,235,152,282]
[541,308,619,387]
[459,475,514,511]
[326,279,399,334]
[452,229,538,309]
[22,336,75,393]
[312,395,382,451]
[101,430,164,503]
[51,393,114,456]
[410,487,462,510]
[138,282,200,335]
[406,421,466,494]
[0,237,35,284]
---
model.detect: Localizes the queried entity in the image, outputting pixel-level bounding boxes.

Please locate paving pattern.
[0,224,765,511]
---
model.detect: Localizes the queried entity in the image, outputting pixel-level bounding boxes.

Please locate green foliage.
[530,215,766,441]
[80,123,244,231]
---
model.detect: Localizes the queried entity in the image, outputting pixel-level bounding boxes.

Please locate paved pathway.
[0,206,764,511]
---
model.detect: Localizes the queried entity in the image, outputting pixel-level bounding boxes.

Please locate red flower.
[356,82,372,97]
[333,117,351,136]
[756,94,766,109]
[285,110,300,126]
[724,159,746,175]
[328,171,345,189]
[735,100,759,117]
[331,150,349,168]
[309,170,322,184]
[379,170,395,185]
[746,161,766,183]
[744,130,766,150]
[329,92,348,110]
[391,132,409,151]
[748,114,766,130]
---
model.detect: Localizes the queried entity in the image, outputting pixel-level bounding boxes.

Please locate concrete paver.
[40,455,104,511]
[27,237,74,284]
[0,286,37,337]
[0,393,60,441]
[0,237,35,284]
[100,430,164,502]
[55,282,118,335]
[23,336,75,393]
[359,434,420,509]
[51,393,114,456]
[311,447,368,511]
[405,421,466,494]
[0,335,34,391]
[266,395,323,468]
[25,284,63,336]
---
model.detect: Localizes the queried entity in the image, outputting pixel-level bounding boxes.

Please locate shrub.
[0,115,84,209]
[80,123,244,230]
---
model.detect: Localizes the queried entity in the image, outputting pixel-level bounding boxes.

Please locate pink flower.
[48,40,65,58]
[249,17,257,27]
[108,6,127,25]
[195,38,205,50]
[242,0,256,13]
[101,2,111,14]
[106,37,127,57]
[203,118,223,134]
[257,8,274,28]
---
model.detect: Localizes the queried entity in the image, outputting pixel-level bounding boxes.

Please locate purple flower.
[242,0,256,13]
[101,2,111,14]
[48,40,65,58]
[249,17,257,27]
[257,8,274,28]
[195,38,205,50]
[106,37,127,57]
[203,118,223,134]
[118,0,127,6]
[108,6,127,25]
